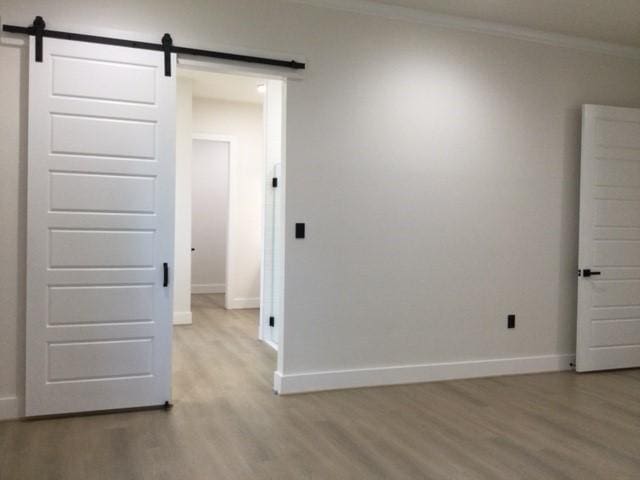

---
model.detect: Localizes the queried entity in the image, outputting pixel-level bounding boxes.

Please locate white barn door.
[26,37,176,416]
[577,105,640,372]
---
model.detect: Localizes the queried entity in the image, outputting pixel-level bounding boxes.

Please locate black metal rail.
[2,16,306,76]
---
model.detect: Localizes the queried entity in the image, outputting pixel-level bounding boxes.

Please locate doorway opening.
[190,133,234,301]
[17,23,298,415]
[173,64,286,390]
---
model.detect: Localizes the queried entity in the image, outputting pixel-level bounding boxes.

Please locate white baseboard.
[0,396,19,421]
[274,353,574,395]
[262,338,279,351]
[226,297,260,309]
[173,311,193,325]
[192,283,225,294]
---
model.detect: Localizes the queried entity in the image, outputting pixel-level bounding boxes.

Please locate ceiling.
[369,0,640,47]
[178,70,265,104]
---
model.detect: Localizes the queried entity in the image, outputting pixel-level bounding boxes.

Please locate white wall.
[192,97,264,309]
[173,77,193,325]
[191,139,229,293]
[2,0,640,410]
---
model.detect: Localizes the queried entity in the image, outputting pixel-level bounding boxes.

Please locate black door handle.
[163,262,169,287]
[582,269,601,278]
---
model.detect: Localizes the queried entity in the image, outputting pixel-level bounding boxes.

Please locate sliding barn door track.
[2,16,306,75]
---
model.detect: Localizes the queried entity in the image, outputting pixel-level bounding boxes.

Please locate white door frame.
[191,133,237,310]
[259,80,286,351]
[178,56,292,378]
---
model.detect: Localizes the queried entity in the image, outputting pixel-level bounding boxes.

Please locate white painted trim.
[259,81,286,348]
[226,297,260,309]
[173,311,193,325]
[192,283,225,294]
[192,133,236,143]
[287,0,640,61]
[274,354,575,394]
[263,338,279,352]
[275,83,288,376]
[0,396,19,421]
[177,57,304,81]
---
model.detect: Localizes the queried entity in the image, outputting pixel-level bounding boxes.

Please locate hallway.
[173,294,275,400]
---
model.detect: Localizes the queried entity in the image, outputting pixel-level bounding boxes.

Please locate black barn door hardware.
[3,16,306,76]
[161,33,173,77]
[33,15,45,62]
[163,263,169,287]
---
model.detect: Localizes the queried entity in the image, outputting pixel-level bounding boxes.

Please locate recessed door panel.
[51,114,156,159]
[49,230,154,268]
[48,339,153,381]
[49,285,154,325]
[50,172,155,213]
[52,55,157,104]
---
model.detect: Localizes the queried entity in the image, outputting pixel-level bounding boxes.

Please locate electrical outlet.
[507,314,516,329]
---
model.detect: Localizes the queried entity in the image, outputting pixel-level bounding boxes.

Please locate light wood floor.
[1,293,640,479]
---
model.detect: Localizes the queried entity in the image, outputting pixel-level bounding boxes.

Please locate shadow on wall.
[1,38,29,416]
[557,107,581,353]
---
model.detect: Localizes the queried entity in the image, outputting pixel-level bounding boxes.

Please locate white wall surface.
[2,0,640,408]
[191,139,229,293]
[192,97,264,308]
[173,77,193,325]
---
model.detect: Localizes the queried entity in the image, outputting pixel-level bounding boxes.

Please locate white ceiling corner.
[288,0,640,60]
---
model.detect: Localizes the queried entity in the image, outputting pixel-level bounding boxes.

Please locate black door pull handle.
[582,269,601,278]
[163,262,169,287]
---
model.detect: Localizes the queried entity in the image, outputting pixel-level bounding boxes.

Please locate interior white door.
[191,139,229,292]
[577,104,640,372]
[26,36,176,416]
[270,163,284,345]
[260,163,283,346]
[260,79,284,347]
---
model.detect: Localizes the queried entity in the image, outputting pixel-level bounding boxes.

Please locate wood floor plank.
[1,293,639,479]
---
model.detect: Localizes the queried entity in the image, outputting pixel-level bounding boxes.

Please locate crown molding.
[288,0,640,61]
